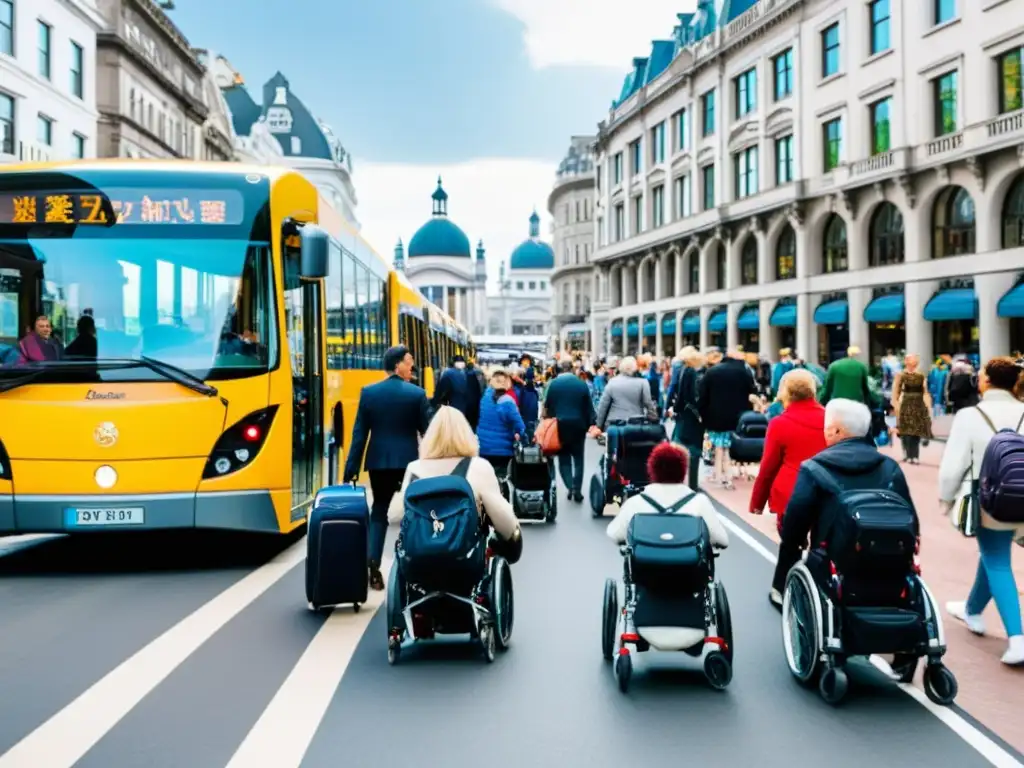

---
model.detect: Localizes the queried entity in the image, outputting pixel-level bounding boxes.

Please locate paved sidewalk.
[706,442,1024,753]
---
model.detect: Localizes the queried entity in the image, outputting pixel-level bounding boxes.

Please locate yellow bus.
[0,160,472,536]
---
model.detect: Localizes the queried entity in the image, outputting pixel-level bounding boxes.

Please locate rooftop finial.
[431,176,448,216]
[528,209,540,238]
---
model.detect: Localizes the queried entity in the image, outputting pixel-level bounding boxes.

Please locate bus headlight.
[202,406,278,479]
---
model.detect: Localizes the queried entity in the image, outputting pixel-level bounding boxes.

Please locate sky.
[166,0,693,284]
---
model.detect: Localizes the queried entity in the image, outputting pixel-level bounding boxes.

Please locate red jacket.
[750,399,827,518]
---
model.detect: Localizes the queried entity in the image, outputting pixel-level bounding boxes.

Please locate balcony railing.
[986,109,1024,139]
[926,133,963,157]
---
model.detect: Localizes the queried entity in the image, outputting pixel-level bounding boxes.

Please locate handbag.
[950,477,980,538]
[534,417,561,455]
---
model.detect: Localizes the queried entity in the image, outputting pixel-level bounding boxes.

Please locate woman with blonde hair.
[388,406,521,545]
[892,352,932,463]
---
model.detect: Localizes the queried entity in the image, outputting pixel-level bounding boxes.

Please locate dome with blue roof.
[407,177,473,259]
[509,211,554,270]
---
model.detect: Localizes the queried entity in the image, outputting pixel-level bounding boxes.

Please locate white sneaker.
[1002,635,1024,666]
[769,588,783,608]
[946,601,986,635]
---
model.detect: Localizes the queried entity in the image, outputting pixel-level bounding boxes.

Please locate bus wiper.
[0,357,218,398]
[137,356,219,398]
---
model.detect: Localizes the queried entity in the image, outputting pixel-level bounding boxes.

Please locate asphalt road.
[0,440,1019,768]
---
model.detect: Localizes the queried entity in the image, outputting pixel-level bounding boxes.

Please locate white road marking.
[224,558,393,768]
[717,514,1023,768]
[0,539,307,768]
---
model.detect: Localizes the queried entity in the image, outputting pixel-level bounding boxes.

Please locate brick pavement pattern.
[704,440,1024,753]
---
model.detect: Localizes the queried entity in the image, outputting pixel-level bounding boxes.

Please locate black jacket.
[697,358,755,433]
[672,366,704,446]
[432,366,472,417]
[543,372,595,444]
[344,374,431,478]
[781,438,918,550]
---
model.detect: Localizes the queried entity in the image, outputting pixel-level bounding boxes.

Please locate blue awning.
[611,324,623,337]
[814,299,849,326]
[662,314,676,334]
[770,302,796,328]
[643,316,657,336]
[682,313,700,334]
[626,319,639,337]
[737,307,759,331]
[998,283,1024,318]
[708,310,727,332]
[924,288,977,322]
[864,293,905,324]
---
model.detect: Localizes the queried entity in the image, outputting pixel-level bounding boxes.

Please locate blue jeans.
[966,527,1022,636]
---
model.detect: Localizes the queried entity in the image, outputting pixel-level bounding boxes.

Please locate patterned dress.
[895,371,932,439]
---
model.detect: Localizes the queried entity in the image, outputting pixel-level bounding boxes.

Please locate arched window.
[776,224,796,280]
[715,242,727,289]
[642,258,655,300]
[665,254,676,298]
[823,214,848,273]
[688,250,700,293]
[933,186,976,258]
[740,237,758,285]
[869,202,904,266]
[1003,174,1024,249]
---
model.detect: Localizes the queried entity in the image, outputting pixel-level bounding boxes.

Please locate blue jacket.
[344,374,431,477]
[476,389,527,457]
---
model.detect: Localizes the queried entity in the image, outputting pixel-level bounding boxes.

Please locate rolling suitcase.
[305,484,369,611]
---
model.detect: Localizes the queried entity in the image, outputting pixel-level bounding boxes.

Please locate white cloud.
[490,0,695,70]
[355,158,558,289]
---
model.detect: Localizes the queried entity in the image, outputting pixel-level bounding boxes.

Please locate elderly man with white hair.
[775,398,918,601]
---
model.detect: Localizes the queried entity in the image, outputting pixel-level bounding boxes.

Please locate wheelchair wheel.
[713,582,733,664]
[488,556,514,650]
[480,625,496,663]
[615,652,632,693]
[819,665,848,706]
[703,651,732,690]
[546,479,558,523]
[385,563,407,640]
[602,578,618,662]
[923,663,958,706]
[782,568,822,685]
[589,474,604,517]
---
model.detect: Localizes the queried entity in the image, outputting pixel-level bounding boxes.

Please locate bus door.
[284,250,325,514]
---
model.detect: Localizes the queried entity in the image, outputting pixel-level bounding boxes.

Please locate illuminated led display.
[0,189,245,226]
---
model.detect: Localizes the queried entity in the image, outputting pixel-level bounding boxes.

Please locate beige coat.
[387,456,520,540]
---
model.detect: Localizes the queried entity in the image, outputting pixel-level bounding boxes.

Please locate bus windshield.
[0,237,276,382]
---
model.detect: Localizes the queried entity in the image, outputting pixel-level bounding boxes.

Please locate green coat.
[819,356,879,407]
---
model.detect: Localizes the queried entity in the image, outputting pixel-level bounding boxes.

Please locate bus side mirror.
[300,225,330,279]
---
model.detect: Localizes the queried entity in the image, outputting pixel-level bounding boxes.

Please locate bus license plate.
[66,507,145,526]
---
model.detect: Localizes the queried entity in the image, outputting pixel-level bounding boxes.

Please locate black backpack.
[398,457,483,586]
[802,459,916,578]
[626,494,710,590]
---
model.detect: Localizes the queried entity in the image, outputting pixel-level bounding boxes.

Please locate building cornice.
[97,32,208,122]
[130,0,205,77]
[59,0,108,30]
[547,173,596,213]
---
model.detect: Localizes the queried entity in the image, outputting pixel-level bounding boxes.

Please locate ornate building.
[488,211,554,336]
[394,178,488,335]
[593,0,1024,365]
[212,55,283,165]
[192,49,233,161]
[549,136,598,350]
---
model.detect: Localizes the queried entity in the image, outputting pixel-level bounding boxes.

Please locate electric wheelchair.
[589,417,666,517]
[386,520,517,665]
[601,504,732,692]
[782,552,957,706]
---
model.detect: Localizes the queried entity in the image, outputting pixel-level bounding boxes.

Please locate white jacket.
[938,389,1024,532]
[606,483,730,547]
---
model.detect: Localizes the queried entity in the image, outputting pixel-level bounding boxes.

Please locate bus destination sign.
[0,189,245,226]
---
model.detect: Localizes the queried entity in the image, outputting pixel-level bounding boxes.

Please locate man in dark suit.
[344,345,430,590]
[431,354,472,420]
[542,359,596,502]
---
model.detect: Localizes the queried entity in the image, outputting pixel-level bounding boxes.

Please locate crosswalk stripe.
[225,558,392,768]
[0,539,307,768]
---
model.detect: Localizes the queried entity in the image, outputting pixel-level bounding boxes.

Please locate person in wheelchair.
[602,443,732,692]
[778,399,956,705]
[385,406,522,663]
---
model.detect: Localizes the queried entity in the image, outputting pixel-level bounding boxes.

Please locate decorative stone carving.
[1017,144,1024,168]
[935,164,950,186]
[966,156,986,191]
[896,174,916,208]
[840,190,857,220]
[714,224,730,242]
[785,201,804,228]
[873,181,885,199]
[749,214,763,233]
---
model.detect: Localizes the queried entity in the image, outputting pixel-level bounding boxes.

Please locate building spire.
[431,176,448,216]
[528,209,540,238]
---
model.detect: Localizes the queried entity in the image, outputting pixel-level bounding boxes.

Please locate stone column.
[905,280,937,363]
[977,272,1016,362]
[727,302,740,351]
[759,297,774,362]
[675,308,683,353]
[655,312,664,358]
[699,305,711,350]
[798,293,815,366]
[847,287,870,357]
